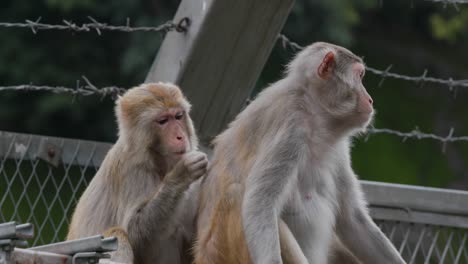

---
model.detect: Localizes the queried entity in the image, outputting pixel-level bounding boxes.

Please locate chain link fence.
[377,220,468,263]
[0,131,110,246]
[1,130,467,263]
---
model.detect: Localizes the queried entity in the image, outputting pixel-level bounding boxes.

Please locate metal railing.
[0,130,467,263]
[0,221,118,264]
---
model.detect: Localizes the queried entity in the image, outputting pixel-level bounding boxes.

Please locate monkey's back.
[195,79,301,264]
[67,141,160,240]
[195,159,252,264]
[67,145,121,240]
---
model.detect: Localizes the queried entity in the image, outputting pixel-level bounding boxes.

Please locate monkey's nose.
[369,98,373,105]
[176,136,183,140]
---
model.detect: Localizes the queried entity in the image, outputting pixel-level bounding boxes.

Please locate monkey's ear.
[317,51,335,79]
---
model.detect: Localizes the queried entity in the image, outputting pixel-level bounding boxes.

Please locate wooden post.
[146,0,294,143]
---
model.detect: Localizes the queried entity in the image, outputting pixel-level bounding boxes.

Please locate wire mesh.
[0,131,110,246]
[377,220,468,264]
[0,131,467,264]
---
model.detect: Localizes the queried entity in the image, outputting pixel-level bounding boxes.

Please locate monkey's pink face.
[317,51,374,128]
[352,63,374,118]
[155,108,190,160]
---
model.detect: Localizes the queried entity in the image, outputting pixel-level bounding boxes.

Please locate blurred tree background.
[0,0,467,190]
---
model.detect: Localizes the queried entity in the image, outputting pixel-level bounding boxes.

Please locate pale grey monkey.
[195,42,405,264]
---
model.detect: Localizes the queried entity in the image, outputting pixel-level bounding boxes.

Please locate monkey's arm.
[125,152,207,254]
[336,167,406,264]
[242,131,304,264]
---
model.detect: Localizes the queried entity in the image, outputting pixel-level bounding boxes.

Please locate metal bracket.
[0,239,28,250]
[0,250,10,264]
[0,222,34,241]
[0,239,14,253]
[0,222,34,264]
[31,235,118,256]
[0,239,28,264]
[36,139,62,167]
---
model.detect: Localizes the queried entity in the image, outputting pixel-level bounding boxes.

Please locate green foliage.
[284,0,377,46]
[430,9,468,43]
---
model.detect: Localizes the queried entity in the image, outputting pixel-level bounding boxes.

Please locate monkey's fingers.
[189,159,208,176]
[190,167,207,180]
[184,152,207,165]
[188,159,208,173]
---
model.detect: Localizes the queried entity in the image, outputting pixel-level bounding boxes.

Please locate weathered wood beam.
[146,0,294,143]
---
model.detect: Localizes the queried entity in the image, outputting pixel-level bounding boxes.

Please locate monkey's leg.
[102,227,134,264]
[328,235,362,264]
[195,201,252,264]
[279,220,309,264]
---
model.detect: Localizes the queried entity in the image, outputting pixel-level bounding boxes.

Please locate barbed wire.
[367,127,468,152]
[426,0,468,3]
[0,16,191,35]
[425,0,468,10]
[0,77,125,99]
[3,81,468,151]
[277,34,468,94]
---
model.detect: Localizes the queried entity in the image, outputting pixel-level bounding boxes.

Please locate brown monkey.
[194,42,405,264]
[67,83,208,264]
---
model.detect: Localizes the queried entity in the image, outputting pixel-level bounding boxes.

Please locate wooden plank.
[145,0,294,143]
[362,180,468,217]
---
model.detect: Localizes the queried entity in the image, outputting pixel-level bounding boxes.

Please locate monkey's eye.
[359,70,365,79]
[157,119,169,125]
[175,112,184,120]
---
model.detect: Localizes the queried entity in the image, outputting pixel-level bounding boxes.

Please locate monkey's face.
[342,62,374,127]
[154,107,191,165]
[315,49,374,129]
[116,83,196,168]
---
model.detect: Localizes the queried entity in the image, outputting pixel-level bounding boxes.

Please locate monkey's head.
[116,83,198,166]
[288,42,374,131]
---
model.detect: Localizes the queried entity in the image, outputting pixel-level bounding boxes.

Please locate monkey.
[194,42,405,264]
[67,83,208,264]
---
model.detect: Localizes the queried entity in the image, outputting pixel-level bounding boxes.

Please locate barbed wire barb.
[378,65,393,87]
[442,127,455,152]
[277,34,302,51]
[87,17,102,35]
[0,17,191,34]
[418,69,428,89]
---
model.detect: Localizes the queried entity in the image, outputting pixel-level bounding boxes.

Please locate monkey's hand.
[126,151,208,249]
[167,151,208,188]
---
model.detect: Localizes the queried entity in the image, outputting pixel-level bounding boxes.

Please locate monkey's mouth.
[356,107,374,114]
[174,150,186,156]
